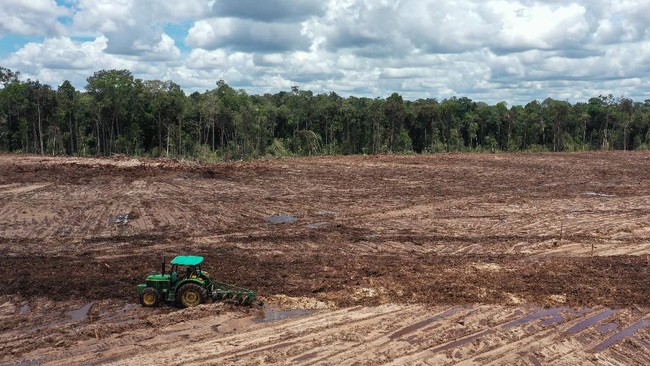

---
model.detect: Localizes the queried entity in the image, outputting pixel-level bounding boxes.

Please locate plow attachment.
[211,281,257,305]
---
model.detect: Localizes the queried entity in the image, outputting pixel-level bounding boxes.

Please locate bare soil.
[0,152,649,365]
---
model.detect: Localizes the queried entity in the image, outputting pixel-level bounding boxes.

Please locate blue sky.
[0,34,43,57]
[1,0,649,105]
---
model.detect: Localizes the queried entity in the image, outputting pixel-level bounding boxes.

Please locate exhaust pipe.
[161,256,166,276]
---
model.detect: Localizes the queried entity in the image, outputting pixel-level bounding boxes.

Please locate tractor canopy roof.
[170,255,204,266]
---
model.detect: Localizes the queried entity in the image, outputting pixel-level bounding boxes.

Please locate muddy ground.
[0,152,649,365]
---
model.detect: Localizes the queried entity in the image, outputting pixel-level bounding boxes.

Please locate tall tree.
[618,97,634,150]
[25,80,56,154]
[86,69,136,155]
[57,80,78,154]
[384,93,405,152]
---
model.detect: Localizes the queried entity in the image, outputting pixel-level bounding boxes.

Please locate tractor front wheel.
[177,284,206,308]
[140,287,160,307]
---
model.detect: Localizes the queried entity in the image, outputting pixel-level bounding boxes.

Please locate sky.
[0,0,648,105]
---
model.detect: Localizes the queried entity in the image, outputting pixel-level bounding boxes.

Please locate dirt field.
[0,152,649,365]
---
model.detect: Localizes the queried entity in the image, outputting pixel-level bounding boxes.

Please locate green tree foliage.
[85,69,137,155]
[2,66,650,159]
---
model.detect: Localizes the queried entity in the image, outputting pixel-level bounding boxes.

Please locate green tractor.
[136,255,257,308]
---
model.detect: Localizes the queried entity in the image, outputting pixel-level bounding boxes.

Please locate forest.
[1,66,649,160]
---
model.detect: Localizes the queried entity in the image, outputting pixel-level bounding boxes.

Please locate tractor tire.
[140,287,160,307]
[177,284,206,308]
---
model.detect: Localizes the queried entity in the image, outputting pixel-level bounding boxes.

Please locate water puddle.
[306,221,328,229]
[540,311,565,326]
[113,214,129,225]
[591,318,650,352]
[565,309,617,335]
[20,303,31,314]
[66,302,95,321]
[503,307,568,329]
[265,214,298,224]
[596,322,619,333]
[255,308,317,323]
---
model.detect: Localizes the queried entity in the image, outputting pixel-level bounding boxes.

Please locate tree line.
[1,67,649,160]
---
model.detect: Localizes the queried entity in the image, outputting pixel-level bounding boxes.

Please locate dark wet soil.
[1,250,647,307]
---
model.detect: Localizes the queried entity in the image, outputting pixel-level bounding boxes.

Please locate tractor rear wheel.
[177,284,206,308]
[140,287,160,307]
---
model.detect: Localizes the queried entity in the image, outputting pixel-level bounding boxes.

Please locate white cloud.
[1,36,134,87]
[0,0,69,36]
[70,0,208,59]
[71,0,133,34]
[186,18,311,52]
[1,0,649,104]
[186,48,253,71]
[590,1,650,44]
[72,0,209,32]
[491,2,590,51]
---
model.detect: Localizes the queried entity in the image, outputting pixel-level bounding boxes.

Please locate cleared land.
[0,152,649,365]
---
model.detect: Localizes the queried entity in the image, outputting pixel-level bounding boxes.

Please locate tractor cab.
[169,255,209,283]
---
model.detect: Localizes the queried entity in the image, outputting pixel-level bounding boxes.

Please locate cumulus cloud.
[1,0,649,103]
[186,48,254,73]
[488,2,590,52]
[1,36,135,87]
[316,1,413,56]
[317,1,594,55]
[212,0,325,22]
[70,0,209,59]
[186,18,311,52]
[0,0,69,36]
[590,1,650,44]
[72,0,209,32]
[5,37,106,70]
[104,30,180,61]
